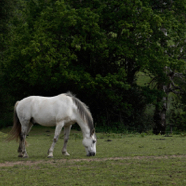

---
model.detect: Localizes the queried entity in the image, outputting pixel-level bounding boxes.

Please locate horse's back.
[16,94,75,126]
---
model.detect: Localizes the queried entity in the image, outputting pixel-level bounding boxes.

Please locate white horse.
[7,92,96,158]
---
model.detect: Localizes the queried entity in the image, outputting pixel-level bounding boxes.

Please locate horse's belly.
[32,113,57,126]
[32,111,73,127]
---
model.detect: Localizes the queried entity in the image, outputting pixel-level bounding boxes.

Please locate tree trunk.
[152,67,183,134]
[153,85,168,135]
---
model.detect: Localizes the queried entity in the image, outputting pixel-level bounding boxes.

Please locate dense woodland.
[1,0,186,134]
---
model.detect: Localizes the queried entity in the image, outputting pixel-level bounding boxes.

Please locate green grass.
[1,158,186,186]
[1,126,186,185]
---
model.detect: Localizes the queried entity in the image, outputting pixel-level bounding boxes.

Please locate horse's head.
[82,131,96,156]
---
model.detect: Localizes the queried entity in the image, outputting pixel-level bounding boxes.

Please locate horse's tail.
[7,101,21,142]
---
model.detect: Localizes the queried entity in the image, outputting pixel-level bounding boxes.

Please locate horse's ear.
[91,128,95,136]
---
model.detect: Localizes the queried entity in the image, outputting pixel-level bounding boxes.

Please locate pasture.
[1,126,186,185]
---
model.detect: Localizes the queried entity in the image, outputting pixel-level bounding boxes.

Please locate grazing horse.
[7,92,97,158]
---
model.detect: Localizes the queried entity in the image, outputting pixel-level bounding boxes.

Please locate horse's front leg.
[48,122,64,158]
[62,125,72,156]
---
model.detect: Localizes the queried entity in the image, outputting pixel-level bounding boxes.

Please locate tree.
[0,0,20,128]
[147,0,186,134]
[2,0,186,132]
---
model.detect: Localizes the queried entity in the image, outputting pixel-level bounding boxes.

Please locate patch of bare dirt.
[1,155,186,167]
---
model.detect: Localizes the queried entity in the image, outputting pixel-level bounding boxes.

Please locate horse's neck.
[78,121,90,138]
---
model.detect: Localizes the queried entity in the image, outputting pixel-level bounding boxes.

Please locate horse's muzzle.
[87,152,95,156]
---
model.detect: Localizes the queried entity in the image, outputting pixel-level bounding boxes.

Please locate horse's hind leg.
[48,121,64,158]
[18,133,28,158]
[18,121,32,158]
[17,140,23,157]
[27,122,33,135]
[62,125,72,156]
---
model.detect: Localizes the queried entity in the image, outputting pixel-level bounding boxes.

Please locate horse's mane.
[65,92,94,136]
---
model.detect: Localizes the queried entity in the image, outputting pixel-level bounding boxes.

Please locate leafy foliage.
[1,0,186,131]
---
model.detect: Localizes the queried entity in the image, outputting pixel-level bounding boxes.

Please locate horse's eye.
[93,140,96,144]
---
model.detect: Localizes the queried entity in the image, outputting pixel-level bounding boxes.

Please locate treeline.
[1,0,186,133]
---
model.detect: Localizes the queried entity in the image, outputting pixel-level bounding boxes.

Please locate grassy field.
[1,126,186,185]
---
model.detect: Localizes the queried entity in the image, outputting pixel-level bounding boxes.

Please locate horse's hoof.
[47,156,53,158]
[62,152,70,156]
[18,154,23,158]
